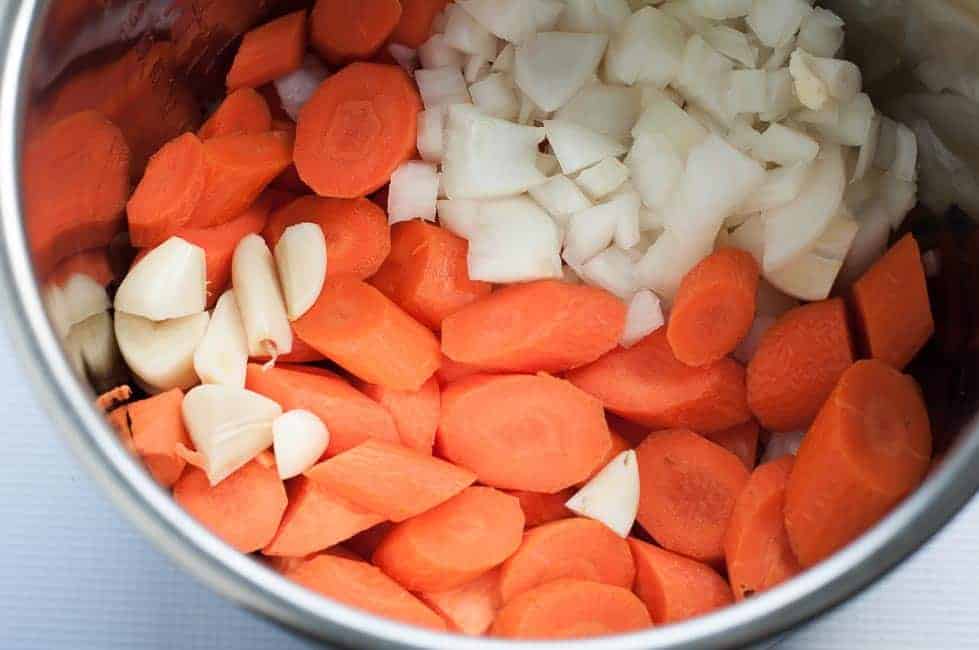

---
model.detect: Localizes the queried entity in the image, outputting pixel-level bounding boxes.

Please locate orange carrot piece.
[499,517,635,603]
[227,10,308,90]
[24,111,130,278]
[725,456,801,599]
[436,353,489,386]
[635,430,750,564]
[173,461,287,553]
[358,376,440,454]
[295,62,421,198]
[391,0,450,48]
[45,247,115,288]
[566,330,752,434]
[784,360,932,567]
[309,0,403,65]
[198,87,273,140]
[373,486,525,592]
[439,374,612,492]
[747,298,854,433]
[491,579,651,640]
[262,477,385,557]
[293,276,442,391]
[850,234,935,370]
[97,384,132,413]
[263,195,391,279]
[128,389,191,488]
[286,554,447,630]
[419,567,502,636]
[107,405,135,455]
[305,438,476,522]
[442,281,627,374]
[346,522,394,560]
[371,220,492,330]
[705,419,760,470]
[606,412,651,448]
[187,130,293,228]
[629,537,733,624]
[245,363,400,456]
[582,431,632,484]
[667,247,759,366]
[504,490,574,528]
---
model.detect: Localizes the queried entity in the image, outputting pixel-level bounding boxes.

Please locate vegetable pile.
[27,0,941,641]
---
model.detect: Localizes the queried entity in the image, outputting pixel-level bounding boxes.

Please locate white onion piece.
[690,0,751,19]
[635,227,715,300]
[640,85,684,109]
[627,133,684,209]
[890,122,918,182]
[536,152,561,177]
[879,174,917,230]
[852,112,881,182]
[515,32,608,113]
[274,223,328,321]
[232,234,293,359]
[595,0,633,31]
[387,161,439,225]
[275,55,329,122]
[417,107,445,163]
[732,312,776,364]
[729,69,767,115]
[807,56,861,105]
[726,118,762,155]
[492,43,516,73]
[605,7,687,88]
[437,199,483,239]
[115,237,206,322]
[676,35,736,126]
[466,197,563,282]
[545,120,627,175]
[798,8,844,58]
[182,384,281,486]
[193,290,248,388]
[45,274,110,340]
[533,0,566,31]
[660,0,712,33]
[796,101,840,128]
[576,158,631,200]
[530,176,594,222]
[765,216,857,301]
[565,450,640,537]
[728,213,765,264]
[813,93,875,147]
[580,247,638,300]
[763,41,793,71]
[464,54,491,84]
[737,162,810,215]
[443,5,499,58]
[632,98,709,158]
[418,34,465,70]
[415,66,471,109]
[752,123,820,166]
[564,200,627,266]
[621,289,665,348]
[64,311,124,391]
[273,409,330,480]
[560,0,631,33]
[703,25,758,67]
[469,73,520,120]
[640,206,665,232]
[458,0,536,44]
[116,311,208,392]
[838,200,891,286]
[789,50,829,110]
[761,431,806,463]
[387,44,418,74]
[747,0,811,48]
[759,68,799,122]
[554,83,642,143]
[612,190,643,250]
[442,105,547,199]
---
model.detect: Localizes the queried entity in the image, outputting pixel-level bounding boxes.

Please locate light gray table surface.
[1,327,977,650]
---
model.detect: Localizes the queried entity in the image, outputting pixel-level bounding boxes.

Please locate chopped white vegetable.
[536,152,561,176]
[873,116,898,172]
[690,0,751,19]
[492,43,516,73]
[605,7,687,88]
[797,8,844,58]
[564,198,630,265]
[114,237,206,322]
[737,162,810,214]
[417,107,445,163]
[878,174,917,230]
[728,213,764,263]
[812,93,875,147]
[442,105,547,199]
[554,83,642,143]
[464,54,490,84]
[529,175,594,221]
[44,274,110,340]
[727,117,762,154]
[580,247,638,299]
[457,0,536,44]
[703,25,758,67]
[632,98,709,157]
[437,199,483,239]
[415,66,471,109]
[789,49,828,110]
[612,190,643,249]
[115,311,209,392]
[515,32,608,112]
[635,227,715,299]
[465,197,563,282]
[64,311,123,392]
[387,161,439,225]
[752,123,819,166]
[387,44,418,74]
[838,200,891,286]
[626,133,684,209]
[273,409,330,480]
[193,290,248,388]
[533,0,566,32]
[660,0,713,33]
[443,4,499,58]
[765,213,857,301]
[808,56,861,104]
[594,0,634,32]
[232,234,293,359]
[274,223,327,321]
[795,101,840,127]
[576,158,630,200]
[852,111,881,182]
[565,450,640,537]
[759,68,799,122]
[747,0,811,48]
[763,41,794,71]
[890,121,918,182]
[621,289,665,347]
[275,55,329,122]
[729,69,767,115]
[469,73,520,120]
[675,35,736,126]
[545,119,628,175]
[418,34,465,70]
[560,0,632,33]
[640,84,684,109]
[639,206,665,231]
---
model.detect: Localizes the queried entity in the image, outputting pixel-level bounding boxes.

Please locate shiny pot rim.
[3,1,979,648]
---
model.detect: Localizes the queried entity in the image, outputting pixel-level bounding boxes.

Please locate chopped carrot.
[127,132,206,248]
[263,195,391,279]
[262,477,385,557]
[747,298,854,433]
[371,220,492,330]
[266,553,316,575]
[438,374,612,492]
[419,568,502,636]
[441,281,627,374]
[173,460,287,553]
[305,438,476,522]
[269,122,311,194]
[171,0,269,78]
[97,384,132,413]
[499,517,635,603]
[286,554,447,630]
[667,247,759,367]
[784,360,932,567]
[373,486,525,592]
[358,376,440,454]
[705,419,760,470]
[293,276,442,391]
[309,0,403,65]
[198,87,272,140]
[227,10,308,90]
[629,537,733,624]
[436,353,489,386]
[582,431,632,484]
[606,412,651,448]
[566,330,752,434]
[294,62,421,198]
[850,234,935,370]
[725,456,801,599]
[346,522,394,560]
[391,0,450,48]
[45,247,115,288]
[635,429,750,564]
[128,389,191,488]
[245,363,400,456]
[187,130,293,228]
[490,579,651,639]
[504,490,574,528]
[24,111,130,279]
[107,405,135,455]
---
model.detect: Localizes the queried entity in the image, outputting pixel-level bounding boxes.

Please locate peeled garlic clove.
[273,223,327,321]
[65,311,126,392]
[115,311,209,392]
[565,450,640,537]
[272,409,330,480]
[114,237,207,320]
[182,384,282,485]
[43,274,111,339]
[193,290,249,388]
[232,234,293,359]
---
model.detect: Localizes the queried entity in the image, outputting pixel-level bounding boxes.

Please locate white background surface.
[1,328,978,649]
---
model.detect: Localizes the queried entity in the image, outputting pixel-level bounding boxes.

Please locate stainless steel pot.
[2,1,978,648]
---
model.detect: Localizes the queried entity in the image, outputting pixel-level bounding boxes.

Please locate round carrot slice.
[310,0,403,64]
[198,87,272,140]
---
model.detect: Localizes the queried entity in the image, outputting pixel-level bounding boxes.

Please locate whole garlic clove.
[273,223,327,321]
[43,273,111,339]
[181,384,282,485]
[115,310,209,392]
[114,236,207,321]
[272,409,330,480]
[193,290,249,388]
[565,450,640,537]
[232,234,293,360]
[64,311,127,392]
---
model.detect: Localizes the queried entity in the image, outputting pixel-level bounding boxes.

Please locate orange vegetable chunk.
[226,10,308,90]
[310,0,403,65]
[127,388,191,487]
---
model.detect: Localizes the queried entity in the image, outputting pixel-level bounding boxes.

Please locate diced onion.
[576,158,631,200]
[605,7,688,88]
[415,66,471,108]
[545,119,628,175]
[620,289,665,347]
[388,161,440,224]
[515,31,609,112]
